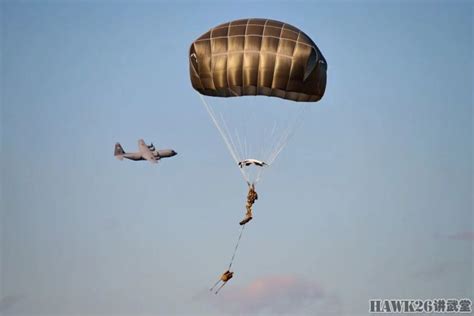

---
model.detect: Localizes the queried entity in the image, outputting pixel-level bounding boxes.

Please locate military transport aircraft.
[114,139,177,164]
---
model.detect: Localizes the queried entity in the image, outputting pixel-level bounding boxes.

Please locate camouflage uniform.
[244,184,258,218]
[220,270,233,282]
[211,270,234,294]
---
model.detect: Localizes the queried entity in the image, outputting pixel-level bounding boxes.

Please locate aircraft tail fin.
[114,143,125,159]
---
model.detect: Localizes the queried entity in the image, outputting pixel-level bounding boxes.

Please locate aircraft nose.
[172,150,177,156]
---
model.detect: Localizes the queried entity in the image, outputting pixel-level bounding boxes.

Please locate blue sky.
[1,1,472,315]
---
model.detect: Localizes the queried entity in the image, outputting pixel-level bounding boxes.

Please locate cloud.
[447,231,474,241]
[212,275,341,316]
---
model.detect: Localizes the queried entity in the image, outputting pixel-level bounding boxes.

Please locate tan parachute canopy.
[189,18,327,102]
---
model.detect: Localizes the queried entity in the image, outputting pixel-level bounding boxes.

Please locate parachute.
[190,18,327,185]
[191,19,327,288]
[190,18,327,101]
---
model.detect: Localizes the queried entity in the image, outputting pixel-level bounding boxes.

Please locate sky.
[1,1,472,315]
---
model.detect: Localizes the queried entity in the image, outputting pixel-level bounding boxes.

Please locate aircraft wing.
[145,155,159,163]
[123,152,144,161]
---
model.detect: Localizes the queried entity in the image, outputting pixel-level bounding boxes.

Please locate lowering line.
[228,224,246,270]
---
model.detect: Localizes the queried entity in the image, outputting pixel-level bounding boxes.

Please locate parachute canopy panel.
[189,18,327,102]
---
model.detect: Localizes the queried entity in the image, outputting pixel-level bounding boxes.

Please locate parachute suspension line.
[234,128,252,183]
[270,113,291,162]
[268,104,309,165]
[246,97,257,160]
[221,96,252,184]
[255,166,265,184]
[253,123,273,184]
[228,224,246,270]
[199,94,248,182]
[255,123,274,184]
[268,126,291,165]
[254,124,276,183]
[227,95,248,163]
[265,106,302,167]
[257,126,266,167]
[219,112,242,162]
[257,105,270,165]
[229,95,245,162]
[239,96,263,185]
[262,120,279,163]
[267,109,296,164]
[199,94,239,164]
[235,128,245,162]
[267,120,297,166]
[220,112,250,183]
[243,137,248,164]
[233,128,240,156]
[253,124,269,184]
